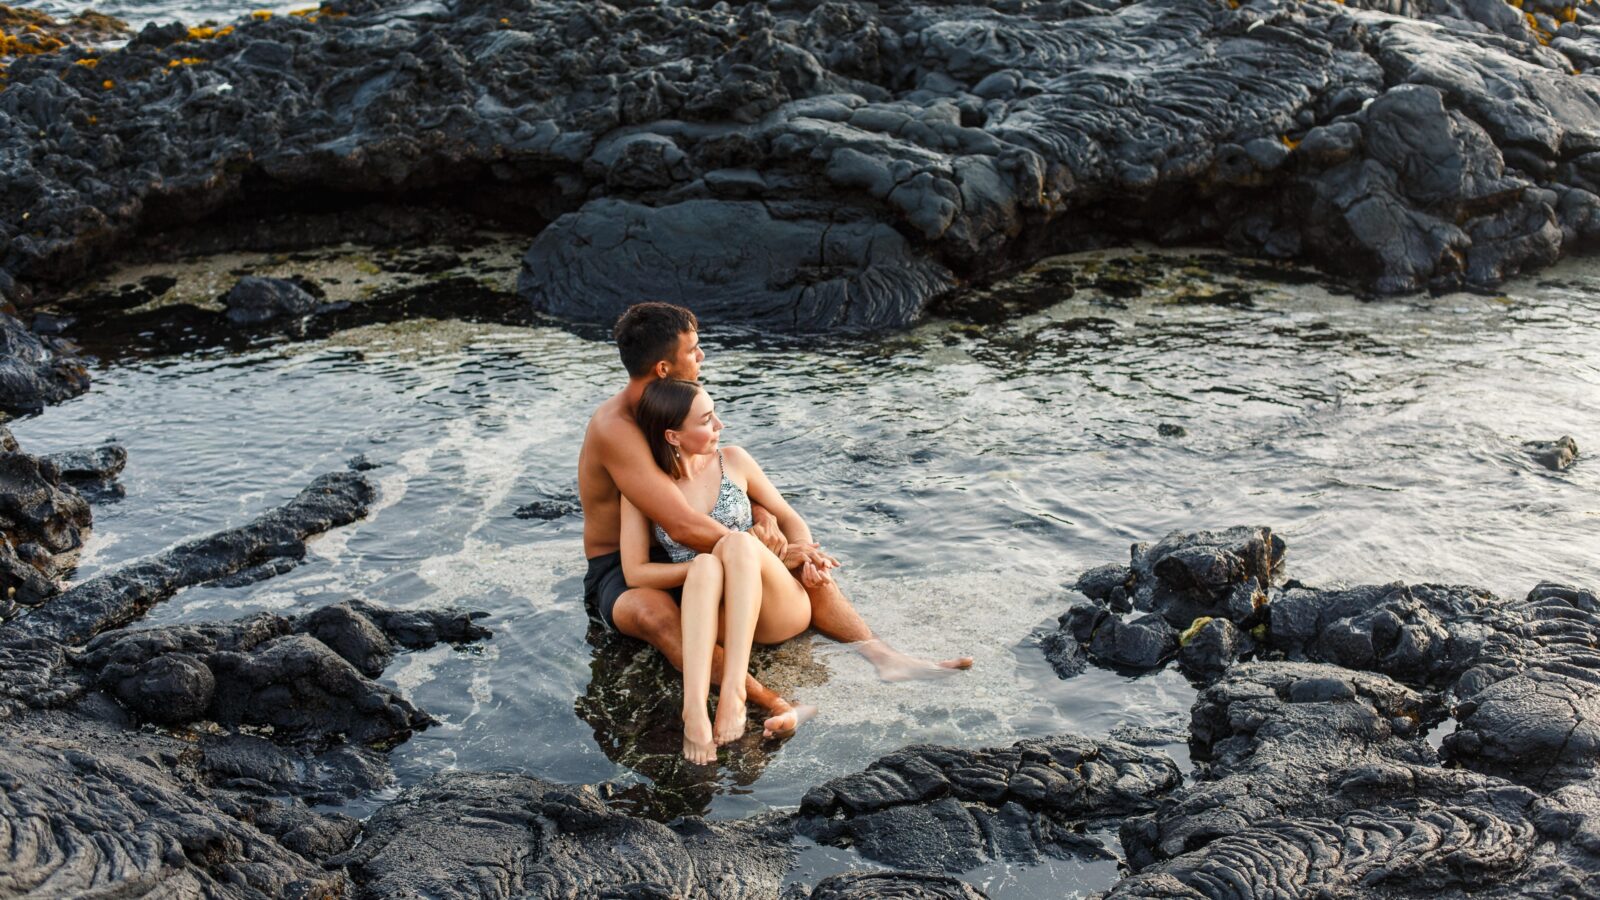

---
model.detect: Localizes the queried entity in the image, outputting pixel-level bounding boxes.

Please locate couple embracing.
[577,302,972,763]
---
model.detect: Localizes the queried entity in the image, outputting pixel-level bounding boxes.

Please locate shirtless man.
[578,302,971,737]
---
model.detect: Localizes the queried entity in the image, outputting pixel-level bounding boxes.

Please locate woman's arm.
[621,495,692,589]
[725,446,813,545]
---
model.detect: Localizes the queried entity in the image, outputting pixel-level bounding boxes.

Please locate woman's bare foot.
[714,690,748,745]
[761,698,818,739]
[683,709,716,765]
[858,639,974,682]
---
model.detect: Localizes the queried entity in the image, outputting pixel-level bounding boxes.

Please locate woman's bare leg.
[752,545,813,645]
[712,532,763,745]
[679,554,723,764]
[748,546,819,736]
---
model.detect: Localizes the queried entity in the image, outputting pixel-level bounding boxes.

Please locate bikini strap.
[717,448,726,479]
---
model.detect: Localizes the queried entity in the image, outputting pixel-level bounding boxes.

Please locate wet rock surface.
[1525,434,1580,470]
[1049,527,1600,899]
[5,467,376,644]
[0,425,102,610]
[78,599,489,745]
[221,275,326,327]
[0,454,494,899]
[4,0,1600,341]
[0,310,90,415]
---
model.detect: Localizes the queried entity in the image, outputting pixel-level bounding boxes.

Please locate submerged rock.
[1524,434,1579,471]
[513,496,580,520]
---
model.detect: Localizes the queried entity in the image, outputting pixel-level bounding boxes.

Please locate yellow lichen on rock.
[1179,617,1215,646]
[251,10,273,20]
[0,26,66,57]
[166,56,205,68]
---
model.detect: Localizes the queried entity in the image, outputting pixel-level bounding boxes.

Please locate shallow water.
[13,245,1600,897]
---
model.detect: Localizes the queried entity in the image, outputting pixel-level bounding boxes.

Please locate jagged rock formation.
[796,735,1181,871]
[4,0,1600,338]
[0,424,108,612]
[335,770,796,899]
[77,600,489,744]
[0,310,90,414]
[1051,527,1600,899]
[0,597,491,898]
[0,451,493,898]
[1046,525,1280,678]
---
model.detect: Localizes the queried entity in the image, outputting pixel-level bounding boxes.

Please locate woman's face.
[668,389,722,456]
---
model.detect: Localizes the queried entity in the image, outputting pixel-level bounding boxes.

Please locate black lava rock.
[0,312,91,416]
[222,276,320,326]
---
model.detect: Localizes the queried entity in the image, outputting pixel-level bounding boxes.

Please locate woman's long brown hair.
[635,378,702,480]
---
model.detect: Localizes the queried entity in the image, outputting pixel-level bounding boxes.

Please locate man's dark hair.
[614,302,699,377]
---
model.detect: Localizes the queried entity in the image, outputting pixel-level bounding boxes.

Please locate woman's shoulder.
[720,445,759,478]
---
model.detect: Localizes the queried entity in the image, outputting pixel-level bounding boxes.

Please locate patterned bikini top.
[654,450,753,563]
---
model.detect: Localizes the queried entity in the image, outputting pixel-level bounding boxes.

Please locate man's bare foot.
[714,690,748,745]
[858,639,974,682]
[762,698,818,739]
[683,709,716,765]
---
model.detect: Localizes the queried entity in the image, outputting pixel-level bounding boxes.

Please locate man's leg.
[804,577,974,682]
[611,587,805,736]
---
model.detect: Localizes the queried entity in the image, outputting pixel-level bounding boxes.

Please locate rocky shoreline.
[3,429,1594,899]
[3,0,1599,895]
[4,0,1600,336]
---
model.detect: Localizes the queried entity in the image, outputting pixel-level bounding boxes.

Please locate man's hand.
[750,505,786,557]
[783,542,840,586]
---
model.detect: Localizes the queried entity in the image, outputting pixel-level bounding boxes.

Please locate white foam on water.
[414,536,584,613]
[466,644,500,711]
[753,568,1072,790]
[386,642,453,701]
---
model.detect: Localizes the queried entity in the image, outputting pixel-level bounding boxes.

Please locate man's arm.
[598,418,730,554]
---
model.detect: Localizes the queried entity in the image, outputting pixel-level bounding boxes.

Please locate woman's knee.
[713,530,760,562]
[687,553,723,580]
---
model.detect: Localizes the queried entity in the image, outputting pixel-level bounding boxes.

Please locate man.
[578,302,971,737]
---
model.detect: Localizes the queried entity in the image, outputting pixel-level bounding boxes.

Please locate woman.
[619,378,818,764]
